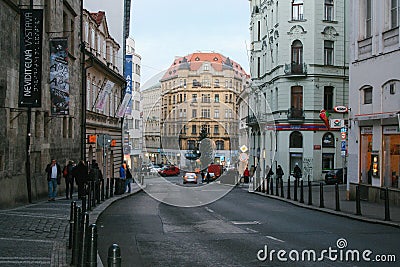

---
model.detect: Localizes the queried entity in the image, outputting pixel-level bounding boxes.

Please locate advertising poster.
[96,80,114,111]
[19,9,43,107]
[49,38,69,115]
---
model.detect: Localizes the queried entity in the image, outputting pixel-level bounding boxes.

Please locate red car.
[158,166,180,177]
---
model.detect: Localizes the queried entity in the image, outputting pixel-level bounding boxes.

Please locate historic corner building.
[0,0,83,207]
[82,9,125,178]
[348,0,400,197]
[159,52,250,168]
[248,0,349,181]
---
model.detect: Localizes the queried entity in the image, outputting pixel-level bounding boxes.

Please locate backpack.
[62,166,68,178]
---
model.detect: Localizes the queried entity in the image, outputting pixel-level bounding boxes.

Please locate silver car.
[183,172,198,184]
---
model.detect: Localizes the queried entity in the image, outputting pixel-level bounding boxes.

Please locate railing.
[284,62,307,75]
[287,107,305,120]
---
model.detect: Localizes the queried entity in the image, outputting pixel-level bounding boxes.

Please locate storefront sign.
[383,126,399,134]
[334,106,348,113]
[361,127,373,134]
[330,119,344,129]
[313,145,321,150]
[19,9,43,108]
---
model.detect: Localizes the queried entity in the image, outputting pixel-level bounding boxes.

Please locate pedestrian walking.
[63,160,75,199]
[45,159,62,201]
[243,167,250,183]
[293,163,302,185]
[72,160,88,199]
[88,162,103,200]
[276,165,284,186]
[206,172,211,184]
[266,165,274,179]
[125,166,133,193]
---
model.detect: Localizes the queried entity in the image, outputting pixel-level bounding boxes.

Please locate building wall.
[0,0,82,208]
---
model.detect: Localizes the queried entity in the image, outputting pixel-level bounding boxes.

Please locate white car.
[183,172,198,184]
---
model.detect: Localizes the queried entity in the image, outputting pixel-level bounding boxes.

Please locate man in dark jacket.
[72,160,88,199]
[45,159,62,201]
[64,160,75,199]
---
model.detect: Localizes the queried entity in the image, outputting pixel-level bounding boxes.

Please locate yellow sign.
[240,145,248,153]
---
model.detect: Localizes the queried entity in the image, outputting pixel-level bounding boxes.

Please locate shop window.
[290,131,303,148]
[322,132,335,147]
[322,153,334,170]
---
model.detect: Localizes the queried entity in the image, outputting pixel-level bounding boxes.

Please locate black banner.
[19,9,43,108]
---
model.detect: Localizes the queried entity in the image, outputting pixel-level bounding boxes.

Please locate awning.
[354,111,399,121]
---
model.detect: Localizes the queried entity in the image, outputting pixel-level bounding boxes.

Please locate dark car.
[325,168,346,185]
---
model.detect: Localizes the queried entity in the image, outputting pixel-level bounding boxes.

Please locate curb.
[250,190,400,229]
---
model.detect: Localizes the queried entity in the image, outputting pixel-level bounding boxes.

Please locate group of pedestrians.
[45,158,134,201]
[241,163,302,185]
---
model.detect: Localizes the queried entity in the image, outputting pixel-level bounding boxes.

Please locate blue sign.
[341,127,347,133]
[341,141,346,151]
[124,55,133,95]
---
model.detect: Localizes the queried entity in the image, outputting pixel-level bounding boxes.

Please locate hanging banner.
[116,93,132,118]
[19,9,43,108]
[96,80,114,111]
[49,38,69,115]
[124,55,133,115]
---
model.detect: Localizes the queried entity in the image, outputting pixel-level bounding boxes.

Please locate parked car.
[207,164,223,178]
[183,172,198,184]
[325,168,346,185]
[158,165,180,177]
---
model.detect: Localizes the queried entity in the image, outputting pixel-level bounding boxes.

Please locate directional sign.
[341,141,346,151]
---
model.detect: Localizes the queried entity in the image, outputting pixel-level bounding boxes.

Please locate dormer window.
[204,64,209,71]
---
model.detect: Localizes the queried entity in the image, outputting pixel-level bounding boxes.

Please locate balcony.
[284,62,307,76]
[287,107,305,121]
[246,115,259,126]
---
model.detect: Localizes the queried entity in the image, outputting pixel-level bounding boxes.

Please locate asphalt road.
[96,185,399,267]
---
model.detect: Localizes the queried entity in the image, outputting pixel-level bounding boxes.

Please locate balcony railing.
[287,107,305,120]
[284,62,307,75]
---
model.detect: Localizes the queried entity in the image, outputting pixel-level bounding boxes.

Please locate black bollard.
[294,179,298,201]
[287,177,291,200]
[280,178,284,198]
[86,224,98,267]
[270,177,274,195]
[108,243,122,267]
[101,178,105,201]
[91,181,96,208]
[335,183,341,211]
[96,180,101,204]
[79,212,90,267]
[72,206,82,265]
[308,181,313,205]
[69,201,76,249]
[319,182,325,208]
[110,178,114,197]
[356,185,362,215]
[261,177,265,193]
[275,178,279,196]
[106,178,110,199]
[87,182,92,211]
[384,188,390,221]
[299,180,304,203]
[81,196,87,214]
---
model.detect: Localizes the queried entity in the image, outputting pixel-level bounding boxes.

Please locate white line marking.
[0,260,51,264]
[231,221,260,225]
[0,257,50,260]
[0,237,54,243]
[205,207,214,213]
[246,227,258,233]
[265,235,285,243]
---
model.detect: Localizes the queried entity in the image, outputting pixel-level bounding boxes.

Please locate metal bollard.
[270,177,274,195]
[384,188,390,221]
[110,178,114,197]
[294,179,298,201]
[87,224,98,267]
[280,178,284,198]
[108,243,122,267]
[261,177,265,193]
[105,178,110,199]
[287,177,291,200]
[319,182,325,208]
[96,180,101,204]
[266,177,269,195]
[101,178,105,201]
[335,183,341,211]
[275,178,279,196]
[92,181,96,208]
[69,201,77,249]
[299,180,304,203]
[356,185,362,215]
[81,196,87,214]
[79,212,90,267]
[308,181,313,205]
[87,182,92,211]
[72,206,82,265]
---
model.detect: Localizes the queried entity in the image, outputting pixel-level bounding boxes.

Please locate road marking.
[205,207,214,213]
[246,227,258,233]
[265,235,285,243]
[231,221,260,225]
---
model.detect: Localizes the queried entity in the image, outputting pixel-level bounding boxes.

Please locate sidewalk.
[248,181,400,228]
[0,183,143,267]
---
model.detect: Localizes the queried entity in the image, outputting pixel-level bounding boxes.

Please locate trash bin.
[114,178,125,195]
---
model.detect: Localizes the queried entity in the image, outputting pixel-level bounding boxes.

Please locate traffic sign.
[341,141,346,151]
[240,145,248,153]
[341,132,347,140]
[239,153,249,162]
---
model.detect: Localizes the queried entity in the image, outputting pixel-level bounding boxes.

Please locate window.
[322,153,335,170]
[324,0,334,21]
[257,21,261,41]
[225,109,232,118]
[202,124,210,134]
[290,131,303,148]
[192,125,197,134]
[391,0,399,29]
[257,57,261,78]
[291,40,303,65]
[390,83,396,95]
[192,94,197,102]
[201,109,210,118]
[216,140,224,150]
[366,0,372,37]
[214,125,219,134]
[201,94,211,103]
[214,79,220,87]
[214,109,220,118]
[324,86,334,110]
[215,94,219,103]
[135,119,140,129]
[364,87,372,104]
[292,0,304,21]
[204,64,209,71]
[322,133,335,147]
[291,86,303,110]
[324,41,334,65]
[135,64,141,75]
[192,109,197,118]
[188,140,196,150]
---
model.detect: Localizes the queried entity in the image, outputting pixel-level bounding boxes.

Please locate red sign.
[110,139,117,147]
[88,135,96,144]
[313,145,321,150]
[341,132,347,140]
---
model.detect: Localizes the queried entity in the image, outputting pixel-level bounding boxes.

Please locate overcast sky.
[84,0,251,86]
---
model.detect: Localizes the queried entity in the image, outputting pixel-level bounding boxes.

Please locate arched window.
[216,140,224,150]
[291,40,303,65]
[322,132,335,147]
[290,131,303,148]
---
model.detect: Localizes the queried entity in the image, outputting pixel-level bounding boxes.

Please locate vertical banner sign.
[49,38,69,115]
[96,80,114,111]
[124,55,133,115]
[19,9,43,107]
[116,93,132,118]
